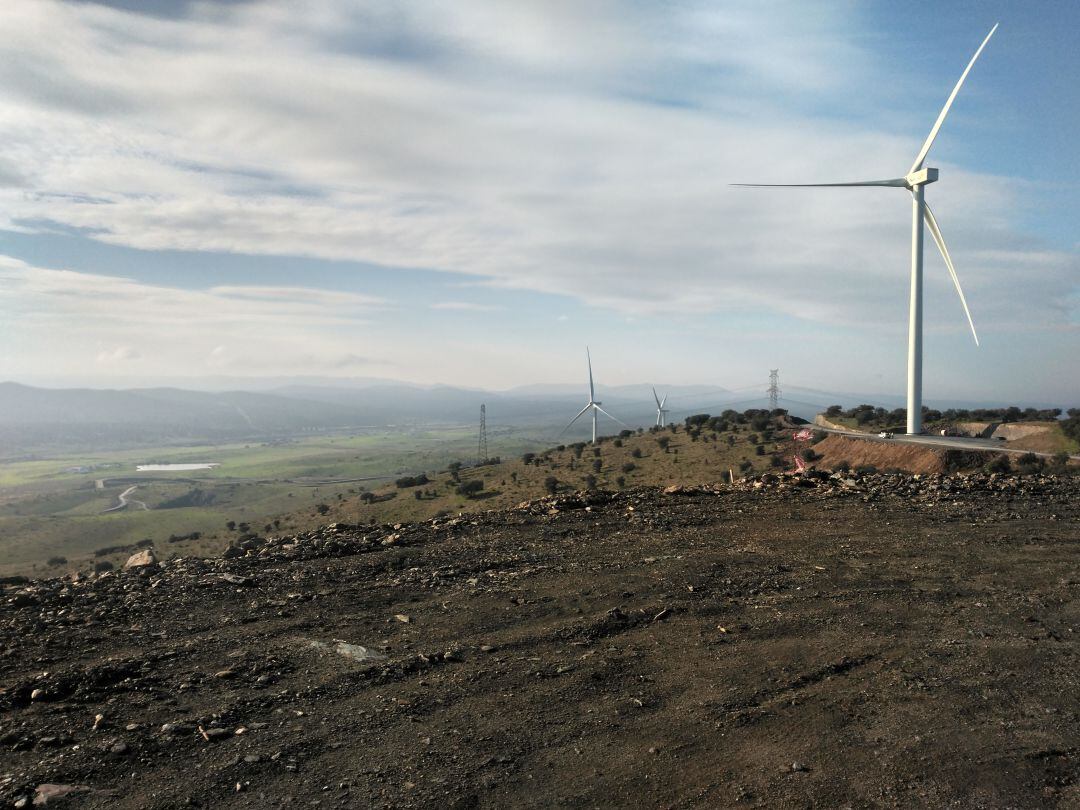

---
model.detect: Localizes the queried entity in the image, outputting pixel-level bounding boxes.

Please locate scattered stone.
[123,549,158,571]
[214,668,238,679]
[33,783,88,805]
[221,573,255,586]
[30,688,47,701]
[395,614,411,623]
[109,741,129,755]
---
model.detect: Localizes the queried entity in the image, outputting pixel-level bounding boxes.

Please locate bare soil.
[2,473,1079,808]
[809,434,948,474]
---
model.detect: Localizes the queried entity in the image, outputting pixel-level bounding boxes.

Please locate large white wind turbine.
[653,387,669,427]
[734,24,997,435]
[560,348,627,443]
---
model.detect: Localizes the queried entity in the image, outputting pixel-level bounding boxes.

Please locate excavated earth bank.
[2,470,1079,809]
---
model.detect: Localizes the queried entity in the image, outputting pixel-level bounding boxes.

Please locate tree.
[592,459,602,473]
[456,479,484,498]
[826,404,843,417]
[521,452,536,465]
[447,461,462,482]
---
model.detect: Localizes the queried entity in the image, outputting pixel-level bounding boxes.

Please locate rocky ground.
[2,470,1079,808]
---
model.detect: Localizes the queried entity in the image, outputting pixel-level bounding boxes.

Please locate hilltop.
[2,470,1079,808]
[11,409,1076,578]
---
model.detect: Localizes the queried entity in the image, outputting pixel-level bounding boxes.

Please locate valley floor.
[2,473,1079,808]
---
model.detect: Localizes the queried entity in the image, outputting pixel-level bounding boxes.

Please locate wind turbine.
[560,347,626,443]
[734,24,997,435]
[652,387,669,427]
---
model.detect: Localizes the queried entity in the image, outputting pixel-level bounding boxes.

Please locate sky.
[0,0,1077,403]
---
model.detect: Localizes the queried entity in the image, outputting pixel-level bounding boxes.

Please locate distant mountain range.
[0,379,1067,456]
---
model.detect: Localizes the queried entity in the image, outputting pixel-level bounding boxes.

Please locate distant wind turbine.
[652,387,669,427]
[734,24,998,435]
[560,348,627,443]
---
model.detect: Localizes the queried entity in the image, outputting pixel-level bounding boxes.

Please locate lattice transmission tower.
[478,404,488,464]
[768,369,780,410]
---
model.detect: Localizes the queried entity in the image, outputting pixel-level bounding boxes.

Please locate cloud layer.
[0,1,1075,395]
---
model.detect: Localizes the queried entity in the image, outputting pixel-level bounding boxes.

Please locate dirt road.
[2,472,1079,808]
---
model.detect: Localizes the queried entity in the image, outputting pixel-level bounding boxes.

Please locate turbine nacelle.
[905,167,939,188]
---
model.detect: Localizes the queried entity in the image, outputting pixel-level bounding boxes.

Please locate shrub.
[315,503,330,515]
[395,474,429,488]
[621,462,636,474]
[521,453,536,465]
[656,436,670,452]
[544,476,559,495]
[616,476,626,488]
[592,459,602,473]
[986,454,1012,474]
[1016,452,1044,475]
[584,474,597,490]
[631,448,642,459]
[47,556,67,566]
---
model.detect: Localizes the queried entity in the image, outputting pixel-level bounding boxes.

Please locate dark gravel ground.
[2,471,1079,808]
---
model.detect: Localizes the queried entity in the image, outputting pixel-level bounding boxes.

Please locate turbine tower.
[734,25,996,435]
[652,387,669,427]
[560,347,627,443]
[768,370,780,410]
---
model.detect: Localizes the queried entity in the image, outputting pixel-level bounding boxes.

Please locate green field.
[0,426,544,576]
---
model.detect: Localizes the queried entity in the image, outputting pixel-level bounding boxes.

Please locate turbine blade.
[587,347,595,402]
[923,202,979,346]
[660,394,667,408]
[653,387,661,408]
[558,405,592,437]
[731,179,907,188]
[595,405,629,428]
[909,23,999,174]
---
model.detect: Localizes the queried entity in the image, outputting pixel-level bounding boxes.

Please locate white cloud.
[95,345,140,365]
[429,301,500,312]
[0,255,383,377]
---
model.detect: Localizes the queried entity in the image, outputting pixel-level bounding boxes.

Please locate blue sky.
[0,1,1076,403]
